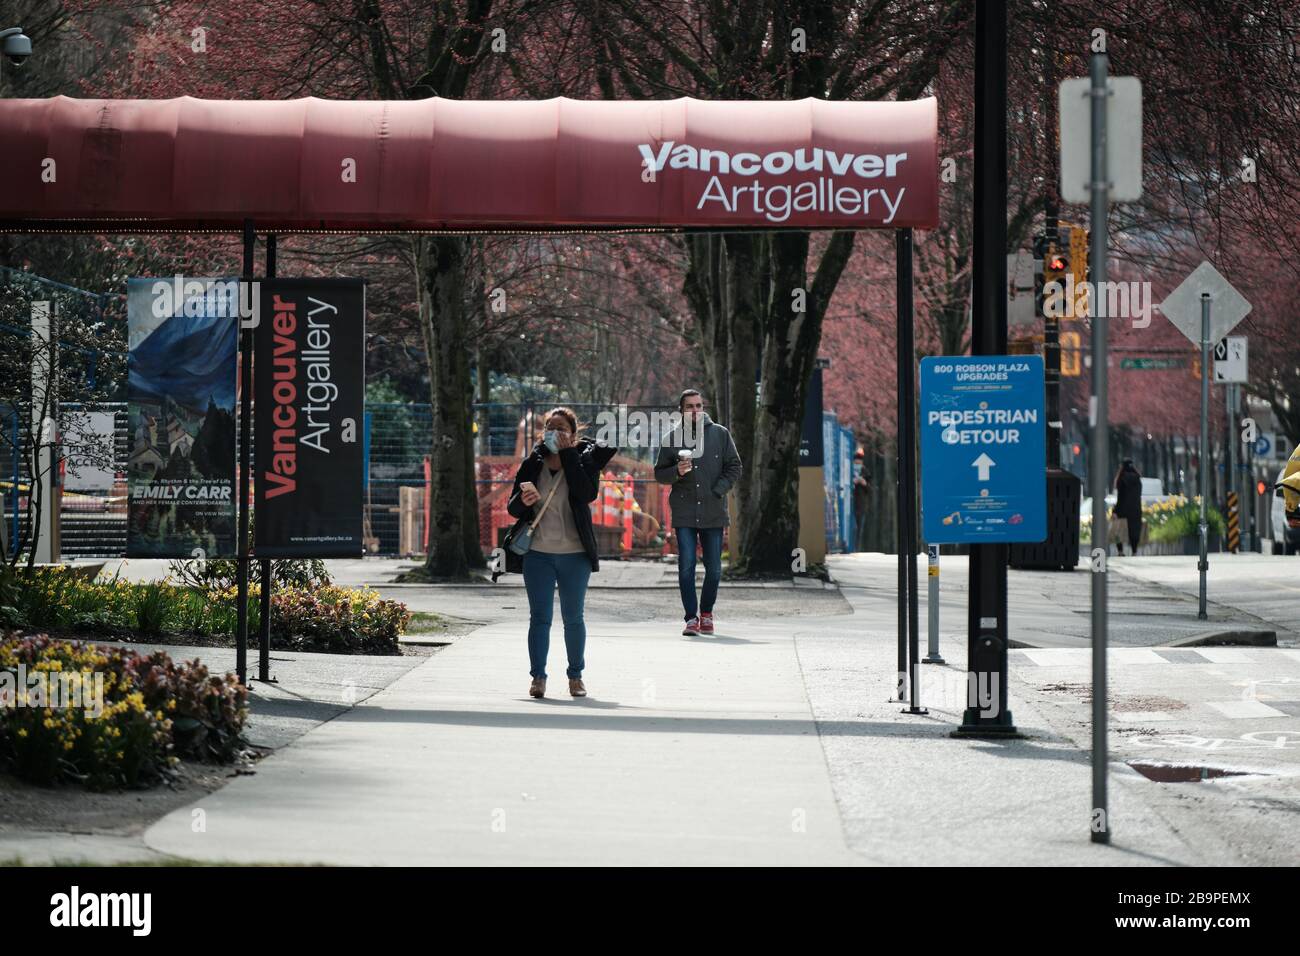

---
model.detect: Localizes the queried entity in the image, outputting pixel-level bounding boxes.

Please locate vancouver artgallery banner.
[255,278,365,557]
[126,278,238,558]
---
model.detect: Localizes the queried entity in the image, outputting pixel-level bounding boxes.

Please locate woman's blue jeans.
[522,550,592,679]
[675,526,723,621]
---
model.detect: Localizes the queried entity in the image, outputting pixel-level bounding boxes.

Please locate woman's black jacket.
[494,438,618,580]
[1114,467,1143,521]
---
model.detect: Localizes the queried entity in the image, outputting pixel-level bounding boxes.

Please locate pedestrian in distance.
[653,389,743,636]
[501,407,617,699]
[1113,458,1143,556]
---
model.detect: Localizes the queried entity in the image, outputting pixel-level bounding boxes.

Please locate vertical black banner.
[255,278,365,557]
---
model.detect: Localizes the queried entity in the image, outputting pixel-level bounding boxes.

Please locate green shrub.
[10,567,408,655]
[266,586,409,655]
[1147,497,1225,543]
[0,634,248,789]
[131,652,248,762]
[132,582,173,637]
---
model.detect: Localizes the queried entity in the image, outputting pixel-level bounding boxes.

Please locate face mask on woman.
[543,430,561,454]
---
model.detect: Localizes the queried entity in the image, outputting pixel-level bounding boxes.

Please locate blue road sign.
[920,355,1046,544]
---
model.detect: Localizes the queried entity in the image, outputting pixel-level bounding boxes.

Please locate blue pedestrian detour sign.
[920,356,1046,544]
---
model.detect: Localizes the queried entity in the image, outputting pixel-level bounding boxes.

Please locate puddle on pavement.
[1127,761,1258,783]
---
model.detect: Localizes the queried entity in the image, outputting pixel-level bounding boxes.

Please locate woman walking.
[503,407,616,699]
[1113,458,1143,556]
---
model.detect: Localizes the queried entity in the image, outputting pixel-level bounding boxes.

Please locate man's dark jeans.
[675,526,723,621]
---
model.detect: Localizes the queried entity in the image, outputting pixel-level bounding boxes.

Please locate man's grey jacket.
[653,413,743,528]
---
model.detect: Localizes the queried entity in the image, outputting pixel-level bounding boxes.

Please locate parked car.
[1271,465,1300,555]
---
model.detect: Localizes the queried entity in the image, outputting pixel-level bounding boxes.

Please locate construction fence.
[5,401,860,561]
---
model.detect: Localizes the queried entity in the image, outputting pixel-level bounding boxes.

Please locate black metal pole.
[898,228,924,714]
[1044,207,1062,469]
[236,219,255,685]
[258,233,276,682]
[960,0,1016,736]
[896,230,910,702]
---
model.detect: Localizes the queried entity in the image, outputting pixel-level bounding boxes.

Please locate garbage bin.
[1008,469,1081,570]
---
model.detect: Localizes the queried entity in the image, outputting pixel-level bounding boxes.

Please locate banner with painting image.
[126,278,238,557]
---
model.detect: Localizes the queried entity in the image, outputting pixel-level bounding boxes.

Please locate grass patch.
[406,611,457,633]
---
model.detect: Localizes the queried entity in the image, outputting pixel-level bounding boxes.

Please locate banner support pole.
[236,219,255,686]
[258,233,276,683]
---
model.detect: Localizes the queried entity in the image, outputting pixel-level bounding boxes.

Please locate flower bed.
[0,633,248,789]
[4,567,410,655]
[1081,495,1225,549]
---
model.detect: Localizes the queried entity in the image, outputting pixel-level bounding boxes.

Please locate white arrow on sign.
[972,453,995,481]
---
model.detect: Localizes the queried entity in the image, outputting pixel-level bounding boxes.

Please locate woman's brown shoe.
[569,679,587,698]
[529,678,546,698]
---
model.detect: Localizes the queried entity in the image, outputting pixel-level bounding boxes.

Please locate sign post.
[924,543,945,665]
[1060,53,1142,844]
[1159,265,1252,614]
[1215,336,1248,554]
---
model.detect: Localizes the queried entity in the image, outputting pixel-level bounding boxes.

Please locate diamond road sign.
[920,356,1046,544]
[1160,261,1252,346]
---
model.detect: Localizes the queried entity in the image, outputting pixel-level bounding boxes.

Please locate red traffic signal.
[1258,480,1268,496]
[1048,254,1068,272]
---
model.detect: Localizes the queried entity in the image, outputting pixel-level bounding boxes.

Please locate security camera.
[1,28,32,67]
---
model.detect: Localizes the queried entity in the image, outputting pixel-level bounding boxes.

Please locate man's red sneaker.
[682,616,702,636]
[699,612,714,634]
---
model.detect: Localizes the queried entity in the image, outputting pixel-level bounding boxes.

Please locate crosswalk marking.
[1206,700,1289,720]
[1013,647,1299,667]
[1019,647,1172,666]
[1196,648,1264,664]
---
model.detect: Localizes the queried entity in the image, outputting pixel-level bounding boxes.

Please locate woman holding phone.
[503,407,617,699]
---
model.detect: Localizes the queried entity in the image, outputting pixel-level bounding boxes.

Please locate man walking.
[654,389,743,635]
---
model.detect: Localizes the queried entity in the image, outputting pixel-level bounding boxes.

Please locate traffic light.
[1060,330,1082,376]
[1032,232,1049,318]
[1043,245,1068,315]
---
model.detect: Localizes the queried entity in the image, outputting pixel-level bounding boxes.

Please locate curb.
[1167,629,1278,647]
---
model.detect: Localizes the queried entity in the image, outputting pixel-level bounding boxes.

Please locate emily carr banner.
[255,279,365,557]
[126,278,238,558]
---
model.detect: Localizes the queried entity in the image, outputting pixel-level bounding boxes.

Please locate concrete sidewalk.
[143,615,861,865]
[135,552,1273,866]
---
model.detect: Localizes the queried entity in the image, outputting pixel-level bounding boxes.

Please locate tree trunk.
[734,231,855,576]
[683,234,728,417]
[736,233,814,575]
[416,235,476,580]
[722,233,760,558]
